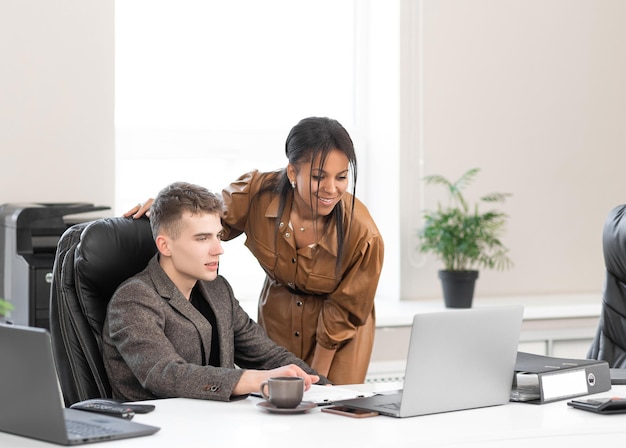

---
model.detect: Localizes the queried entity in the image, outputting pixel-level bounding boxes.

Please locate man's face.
[164,211,224,284]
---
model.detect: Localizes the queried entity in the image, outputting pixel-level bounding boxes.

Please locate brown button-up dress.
[221,170,384,384]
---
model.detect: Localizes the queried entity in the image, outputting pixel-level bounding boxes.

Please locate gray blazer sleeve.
[204,276,324,376]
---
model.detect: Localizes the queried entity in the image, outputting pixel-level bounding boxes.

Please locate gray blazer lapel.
[148,256,215,362]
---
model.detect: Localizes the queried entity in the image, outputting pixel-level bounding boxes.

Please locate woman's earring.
[291,181,296,189]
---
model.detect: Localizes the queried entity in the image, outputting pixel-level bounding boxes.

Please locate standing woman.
[127,117,384,384]
[220,117,384,384]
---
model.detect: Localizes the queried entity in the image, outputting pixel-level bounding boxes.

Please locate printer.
[0,202,110,329]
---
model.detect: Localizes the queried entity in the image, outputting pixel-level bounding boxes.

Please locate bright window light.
[115,0,358,303]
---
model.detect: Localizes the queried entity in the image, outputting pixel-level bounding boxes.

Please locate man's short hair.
[150,181,224,240]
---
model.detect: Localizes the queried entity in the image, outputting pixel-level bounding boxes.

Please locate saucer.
[256,401,316,414]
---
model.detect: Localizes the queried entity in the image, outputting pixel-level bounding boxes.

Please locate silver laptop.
[0,324,160,445]
[334,305,524,418]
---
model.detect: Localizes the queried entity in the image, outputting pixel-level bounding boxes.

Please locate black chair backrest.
[50,217,156,406]
[588,204,626,366]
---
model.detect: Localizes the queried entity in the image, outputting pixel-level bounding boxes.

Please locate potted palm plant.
[0,298,14,324]
[418,168,512,308]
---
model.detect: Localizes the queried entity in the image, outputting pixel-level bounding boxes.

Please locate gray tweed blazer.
[103,255,325,401]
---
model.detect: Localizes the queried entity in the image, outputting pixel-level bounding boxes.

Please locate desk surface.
[3,383,626,448]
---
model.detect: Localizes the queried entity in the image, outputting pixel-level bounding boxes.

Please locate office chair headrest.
[74,217,157,337]
[603,204,626,283]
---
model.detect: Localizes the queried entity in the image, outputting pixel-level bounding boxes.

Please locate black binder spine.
[538,363,611,403]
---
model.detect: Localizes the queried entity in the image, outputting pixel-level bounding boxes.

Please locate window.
[115,0,396,303]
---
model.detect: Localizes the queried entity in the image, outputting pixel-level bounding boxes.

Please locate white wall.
[0,0,114,214]
[401,0,626,299]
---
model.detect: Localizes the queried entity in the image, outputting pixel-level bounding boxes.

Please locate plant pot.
[438,270,479,308]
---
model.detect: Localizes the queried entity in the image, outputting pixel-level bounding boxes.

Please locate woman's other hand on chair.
[123,199,154,219]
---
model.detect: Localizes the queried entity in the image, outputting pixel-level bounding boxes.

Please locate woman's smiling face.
[288,148,350,218]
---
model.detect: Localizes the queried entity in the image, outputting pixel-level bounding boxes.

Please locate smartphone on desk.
[321,406,379,418]
[567,397,626,414]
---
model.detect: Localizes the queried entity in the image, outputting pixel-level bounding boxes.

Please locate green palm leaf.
[418,168,513,271]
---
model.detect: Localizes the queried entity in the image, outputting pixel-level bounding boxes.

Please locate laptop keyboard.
[66,420,118,438]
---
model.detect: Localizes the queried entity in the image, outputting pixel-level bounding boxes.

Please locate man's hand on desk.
[232,364,320,396]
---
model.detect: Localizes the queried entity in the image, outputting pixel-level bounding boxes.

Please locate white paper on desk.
[303,385,375,405]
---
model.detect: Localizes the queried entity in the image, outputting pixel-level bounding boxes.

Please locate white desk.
[2,383,626,448]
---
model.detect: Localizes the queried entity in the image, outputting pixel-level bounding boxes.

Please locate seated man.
[103,181,329,401]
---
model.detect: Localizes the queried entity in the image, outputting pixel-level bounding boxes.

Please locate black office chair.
[49,216,156,406]
[587,204,626,367]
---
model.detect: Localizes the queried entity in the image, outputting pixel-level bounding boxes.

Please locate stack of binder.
[510,352,611,404]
